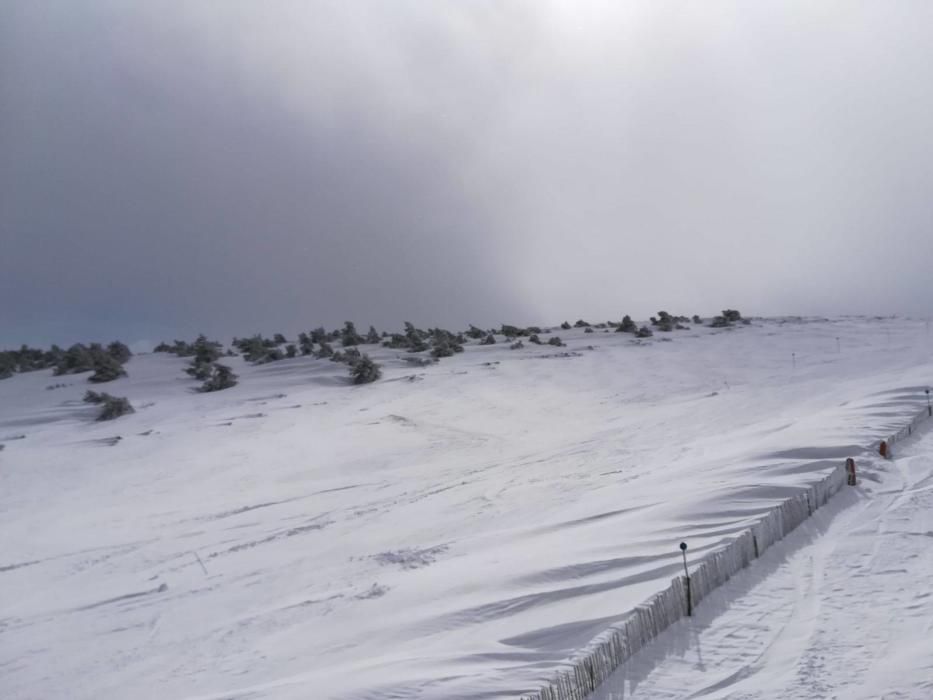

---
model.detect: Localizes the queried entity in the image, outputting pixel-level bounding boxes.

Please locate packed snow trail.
[591,431,933,700]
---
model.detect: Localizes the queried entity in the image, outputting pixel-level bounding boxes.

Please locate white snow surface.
[591,422,933,700]
[1,317,932,699]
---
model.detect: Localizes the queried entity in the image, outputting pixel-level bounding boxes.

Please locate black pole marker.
[927,388,931,417]
[680,542,692,616]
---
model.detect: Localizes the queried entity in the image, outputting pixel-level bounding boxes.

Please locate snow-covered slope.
[591,424,933,700]
[1,317,931,699]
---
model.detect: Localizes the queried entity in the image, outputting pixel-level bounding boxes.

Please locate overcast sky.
[3,1,933,347]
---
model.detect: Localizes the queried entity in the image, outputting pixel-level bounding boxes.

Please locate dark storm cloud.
[0,1,531,346]
[3,1,933,347]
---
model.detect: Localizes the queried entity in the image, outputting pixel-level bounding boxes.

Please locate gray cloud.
[3,1,933,347]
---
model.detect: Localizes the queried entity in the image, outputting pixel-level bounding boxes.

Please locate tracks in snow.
[591,441,933,700]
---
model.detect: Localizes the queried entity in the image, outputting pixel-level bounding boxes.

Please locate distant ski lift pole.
[679,542,692,616]
[792,352,796,370]
[927,388,931,417]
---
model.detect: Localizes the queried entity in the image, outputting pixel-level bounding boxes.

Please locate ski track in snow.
[1,317,933,699]
[591,429,933,700]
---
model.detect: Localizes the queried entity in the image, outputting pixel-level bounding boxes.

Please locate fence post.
[679,542,691,616]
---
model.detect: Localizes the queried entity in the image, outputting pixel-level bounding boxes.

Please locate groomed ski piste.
[1,316,932,699]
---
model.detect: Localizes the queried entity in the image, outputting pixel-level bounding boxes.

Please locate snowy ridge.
[521,404,931,700]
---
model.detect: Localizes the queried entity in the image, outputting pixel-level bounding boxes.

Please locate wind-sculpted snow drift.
[522,405,930,700]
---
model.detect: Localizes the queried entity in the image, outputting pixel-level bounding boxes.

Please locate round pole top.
[679,542,687,551]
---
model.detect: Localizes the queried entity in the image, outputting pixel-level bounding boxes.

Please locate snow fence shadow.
[519,403,932,700]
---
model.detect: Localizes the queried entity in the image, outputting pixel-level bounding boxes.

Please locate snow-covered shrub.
[710,309,744,327]
[500,324,530,338]
[54,344,95,375]
[88,354,127,383]
[617,315,637,333]
[191,335,222,364]
[107,341,132,364]
[298,332,314,355]
[653,311,673,332]
[432,341,455,358]
[481,334,496,345]
[510,340,524,350]
[177,335,226,380]
[185,362,212,381]
[636,326,654,338]
[96,394,134,421]
[560,321,572,330]
[429,329,463,358]
[234,336,264,362]
[235,335,284,363]
[199,364,238,392]
[316,341,334,359]
[399,323,428,352]
[548,336,564,347]
[341,322,364,347]
[350,354,382,384]
[431,336,464,358]
[155,339,195,356]
[331,347,362,365]
[83,390,106,404]
[382,333,408,349]
[262,348,284,363]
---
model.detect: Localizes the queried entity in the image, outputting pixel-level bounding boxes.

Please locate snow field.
[528,393,930,700]
[522,460,851,700]
[1,317,933,699]
[591,421,933,700]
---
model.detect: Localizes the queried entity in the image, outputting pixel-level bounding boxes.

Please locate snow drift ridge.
[519,402,932,700]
